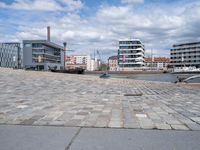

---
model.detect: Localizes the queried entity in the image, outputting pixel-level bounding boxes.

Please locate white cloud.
[97,6,131,19]
[1,0,200,59]
[121,0,144,5]
[0,0,84,12]
[59,0,84,12]
[0,2,6,8]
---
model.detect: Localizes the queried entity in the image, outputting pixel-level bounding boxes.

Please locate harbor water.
[110,73,200,83]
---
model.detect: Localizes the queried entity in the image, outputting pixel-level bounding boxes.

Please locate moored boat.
[172,67,200,74]
[99,73,111,78]
[49,66,84,74]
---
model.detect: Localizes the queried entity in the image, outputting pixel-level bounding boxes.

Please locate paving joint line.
[166,104,200,127]
[65,127,82,150]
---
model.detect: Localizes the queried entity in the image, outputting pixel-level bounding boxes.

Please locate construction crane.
[96,50,102,62]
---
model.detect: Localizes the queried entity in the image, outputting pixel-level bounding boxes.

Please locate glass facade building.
[118,39,145,69]
[23,40,64,71]
[170,41,200,68]
[0,43,21,68]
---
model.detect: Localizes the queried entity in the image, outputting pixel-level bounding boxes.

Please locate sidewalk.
[0,125,200,150]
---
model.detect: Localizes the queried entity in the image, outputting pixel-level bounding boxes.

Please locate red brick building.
[144,57,170,70]
[108,56,119,71]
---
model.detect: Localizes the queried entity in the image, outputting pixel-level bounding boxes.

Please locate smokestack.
[63,42,67,50]
[47,26,50,42]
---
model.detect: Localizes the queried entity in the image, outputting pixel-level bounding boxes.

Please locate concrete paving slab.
[0,125,79,150]
[69,128,200,150]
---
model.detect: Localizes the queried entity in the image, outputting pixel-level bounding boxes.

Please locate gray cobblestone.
[0,68,200,130]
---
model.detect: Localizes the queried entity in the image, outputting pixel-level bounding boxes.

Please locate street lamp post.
[17,45,21,69]
[63,42,67,70]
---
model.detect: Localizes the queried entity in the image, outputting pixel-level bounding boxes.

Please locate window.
[24,43,31,47]
[32,43,43,48]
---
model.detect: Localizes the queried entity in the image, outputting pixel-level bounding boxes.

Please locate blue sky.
[0,0,200,59]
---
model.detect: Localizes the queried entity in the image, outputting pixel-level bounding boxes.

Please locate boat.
[49,66,84,74]
[99,73,111,78]
[172,67,200,74]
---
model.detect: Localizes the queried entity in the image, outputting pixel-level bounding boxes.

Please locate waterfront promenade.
[0,68,200,130]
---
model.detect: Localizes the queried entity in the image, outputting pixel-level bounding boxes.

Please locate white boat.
[173,67,200,74]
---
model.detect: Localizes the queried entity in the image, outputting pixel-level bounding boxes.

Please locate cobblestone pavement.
[0,68,200,130]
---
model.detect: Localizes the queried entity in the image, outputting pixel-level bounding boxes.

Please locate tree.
[99,63,109,71]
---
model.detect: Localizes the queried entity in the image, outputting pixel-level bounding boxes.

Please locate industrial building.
[118,39,145,71]
[170,41,200,68]
[23,27,64,71]
[0,43,22,68]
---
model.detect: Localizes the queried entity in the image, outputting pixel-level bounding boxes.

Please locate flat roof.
[173,41,200,47]
[23,40,64,49]
[108,56,118,60]
[119,39,141,42]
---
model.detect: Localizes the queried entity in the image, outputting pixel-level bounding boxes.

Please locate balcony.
[171,53,200,57]
[171,48,200,54]
[119,62,144,65]
[119,53,144,56]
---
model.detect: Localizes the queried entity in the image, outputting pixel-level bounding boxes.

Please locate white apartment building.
[89,58,101,71]
[170,41,200,68]
[118,39,145,71]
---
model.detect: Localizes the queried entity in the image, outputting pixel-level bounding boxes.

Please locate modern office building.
[23,40,64,71]
[118,39,145,70]
[0,43,22,68]
[170,41,200,68]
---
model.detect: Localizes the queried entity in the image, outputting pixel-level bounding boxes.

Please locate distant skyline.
[0,0,200,59]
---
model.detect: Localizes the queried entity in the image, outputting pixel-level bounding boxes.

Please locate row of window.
[32,49,61,56]
[119,41,141,44]
[171,52,200,55]
[119,46,142,49]
[171,56,200,59]
[32,54,61,63]
[32,43,43,48]
[119,64,143,67]
[171,60,200,63]
[171,47,200,51]
[119,50,144,54]
[118,55,143,58]
[119,60,144,63]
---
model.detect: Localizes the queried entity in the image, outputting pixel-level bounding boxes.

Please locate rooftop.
[145,57,170,62]
[108,56,118,60]
[119,39,142,42]
[23,40,64,50]
[173,41,200,47]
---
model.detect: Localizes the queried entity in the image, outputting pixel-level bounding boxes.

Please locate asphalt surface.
[0,125,200,150]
